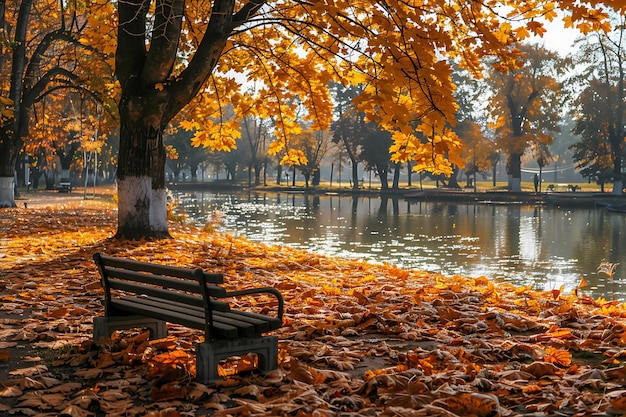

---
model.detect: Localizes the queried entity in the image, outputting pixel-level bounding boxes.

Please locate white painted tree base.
[117,176,168,237]
[0,176,16,208]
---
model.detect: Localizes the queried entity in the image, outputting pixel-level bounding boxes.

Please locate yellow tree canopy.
[199,1,622,175]
[92,0,624,176]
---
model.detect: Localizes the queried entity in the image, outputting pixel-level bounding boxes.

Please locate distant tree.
[533,141,552,191]
[569,14,625,194]
[293,130,330,188]
[331,84,365,190]
[0,0,110,206]
[240,116,271,186]
[450,66,498,188]
[361,124,393,190]
[570,79,617,191]
[487,44,566,191]
[165,129,212,181]
[454,120,497,188]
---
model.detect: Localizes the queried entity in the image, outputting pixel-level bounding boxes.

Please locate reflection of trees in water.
[188,190,626,298]
[572,210,625,286]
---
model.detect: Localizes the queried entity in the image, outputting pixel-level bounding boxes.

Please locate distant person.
[534,173,539,192]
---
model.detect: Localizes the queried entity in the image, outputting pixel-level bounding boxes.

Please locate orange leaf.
[522,384,543,393]
[443,393,500,416]
[606,389,626,410]
[150,382,187,401]
[45,307,68,318]
[551,285,564,300]
[520,361,560,378]
[68,307,91,316]
[544,347,572,367]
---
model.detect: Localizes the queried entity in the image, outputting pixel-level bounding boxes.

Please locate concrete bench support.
[196,336,278,383]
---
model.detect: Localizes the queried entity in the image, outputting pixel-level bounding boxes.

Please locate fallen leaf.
[59,404,95,417]
[0,385,22,397]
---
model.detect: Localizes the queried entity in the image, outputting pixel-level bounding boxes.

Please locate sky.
[531,19,585,56]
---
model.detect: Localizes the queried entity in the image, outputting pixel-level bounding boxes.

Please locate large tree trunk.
[0,177,16,207]
[0,132,17,207]
[116,114,169,239]
[0,0,32,208]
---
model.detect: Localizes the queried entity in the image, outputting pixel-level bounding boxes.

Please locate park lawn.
[1,191,626,416]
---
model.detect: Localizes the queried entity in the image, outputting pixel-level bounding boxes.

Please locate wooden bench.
[92,253,284,383]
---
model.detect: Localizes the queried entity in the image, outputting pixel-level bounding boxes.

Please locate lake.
[174,190,626,300]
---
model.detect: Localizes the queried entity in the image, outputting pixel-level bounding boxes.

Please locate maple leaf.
[543,347,572,367]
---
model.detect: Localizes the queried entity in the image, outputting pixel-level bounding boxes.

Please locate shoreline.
[169,181,626,208]
[14,182,626,209]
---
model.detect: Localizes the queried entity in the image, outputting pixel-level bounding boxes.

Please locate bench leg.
[195,336,278,384]
[93,315,167,340]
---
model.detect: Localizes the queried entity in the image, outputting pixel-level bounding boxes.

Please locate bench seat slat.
[108,280,206,308]
[115,296,278,338]
[138,299,282,334]
[148,297,276,333]
[221,310,282,332]
[111,298,243,339]
[118,296,275,336]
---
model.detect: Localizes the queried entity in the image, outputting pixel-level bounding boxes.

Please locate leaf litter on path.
[1,190,626,416]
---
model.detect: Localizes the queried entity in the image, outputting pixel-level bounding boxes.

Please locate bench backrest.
[93,253,226,317]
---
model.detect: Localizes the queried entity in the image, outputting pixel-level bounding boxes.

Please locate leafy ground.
[2,188,626,416]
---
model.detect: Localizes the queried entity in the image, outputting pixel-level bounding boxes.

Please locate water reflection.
[176,191,626,300]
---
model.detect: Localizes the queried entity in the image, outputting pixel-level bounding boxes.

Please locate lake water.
[175,190,626,300]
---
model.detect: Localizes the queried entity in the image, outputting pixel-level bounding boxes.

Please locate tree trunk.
[612,152,623,195]
[254,165,261,185]
[276,164,282,185]
[116,117,169,239]
[407,161,412,187]
[312,169,320,186]
[507,152,522,191]
[190,163,199,181]
[351,161,359,190]
[392,164,400,189]
[0,130,18,207]
[0,177,15,208]
[445,165,462,189]
[377,166,389,190]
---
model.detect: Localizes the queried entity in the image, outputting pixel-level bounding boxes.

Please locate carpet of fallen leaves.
[2,189,626,416]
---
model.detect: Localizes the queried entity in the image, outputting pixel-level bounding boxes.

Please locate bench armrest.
[216,287,284,320]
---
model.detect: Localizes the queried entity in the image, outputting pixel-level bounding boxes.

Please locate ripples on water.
[174,191,626,300]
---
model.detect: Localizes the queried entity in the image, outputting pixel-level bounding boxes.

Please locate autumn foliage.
[3,190,626,415]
